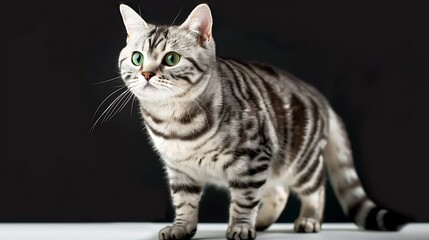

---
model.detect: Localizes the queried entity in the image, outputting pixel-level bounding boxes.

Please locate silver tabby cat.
[117,4,407,240]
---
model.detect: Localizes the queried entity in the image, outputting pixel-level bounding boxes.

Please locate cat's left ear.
[119,4,148,39]
[180,4,213,44]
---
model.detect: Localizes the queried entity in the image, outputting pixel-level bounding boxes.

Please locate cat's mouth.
[128,77,157,90]
[145,81,159,90]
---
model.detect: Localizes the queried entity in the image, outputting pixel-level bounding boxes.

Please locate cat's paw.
[226,224,256,240]
[158,225,196,240]
[293,217,321,233]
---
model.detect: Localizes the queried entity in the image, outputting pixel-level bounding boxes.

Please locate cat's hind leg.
[255,185,289,231]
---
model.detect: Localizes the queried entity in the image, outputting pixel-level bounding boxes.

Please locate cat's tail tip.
[374,208,411,231]
[381,210,411,231]
[354,206,411,231]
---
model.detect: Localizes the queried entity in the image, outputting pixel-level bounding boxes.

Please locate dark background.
[3,0,429,223]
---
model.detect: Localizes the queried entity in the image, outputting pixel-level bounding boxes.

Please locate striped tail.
[324,108,409,231]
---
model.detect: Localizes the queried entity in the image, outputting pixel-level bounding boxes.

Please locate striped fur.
[118,4,408,240]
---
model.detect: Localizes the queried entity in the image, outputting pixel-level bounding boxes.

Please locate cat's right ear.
[180,4,213,44]
[119,4,148,41]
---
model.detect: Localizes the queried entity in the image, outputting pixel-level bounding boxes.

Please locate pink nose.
[142,71,155,80]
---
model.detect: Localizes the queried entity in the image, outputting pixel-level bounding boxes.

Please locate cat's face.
[118,4,215,103]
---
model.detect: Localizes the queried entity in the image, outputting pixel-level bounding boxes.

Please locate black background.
[3,0,429,223]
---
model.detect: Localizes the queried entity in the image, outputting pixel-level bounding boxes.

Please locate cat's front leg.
[159,167,204,240]
[226,177,266,240]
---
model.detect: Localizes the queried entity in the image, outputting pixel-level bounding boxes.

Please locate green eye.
[163,52,181,66]
[131,51,144,66]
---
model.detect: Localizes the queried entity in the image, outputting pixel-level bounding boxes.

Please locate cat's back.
[217,57,329,112]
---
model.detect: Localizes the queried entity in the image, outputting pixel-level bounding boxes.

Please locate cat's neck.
[139,65,222,123]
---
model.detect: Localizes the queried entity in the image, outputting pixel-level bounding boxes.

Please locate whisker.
[136,0,142,16]
[130,94,137,118]
[89,88,129,133]
[171,5,183,26]
[105,91,134,123]
[102,89,131,124]
[91,76,122,86]
[92,86,127,120]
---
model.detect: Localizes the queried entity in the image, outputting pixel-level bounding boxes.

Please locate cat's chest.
[152,137,197,161]
[149,135,231,183]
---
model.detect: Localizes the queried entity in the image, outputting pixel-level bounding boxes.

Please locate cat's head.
[118,4,215,103]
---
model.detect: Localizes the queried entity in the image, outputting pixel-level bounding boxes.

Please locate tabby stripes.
[170,184,202,194]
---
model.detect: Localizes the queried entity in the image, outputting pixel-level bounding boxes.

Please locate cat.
[117,3,408,240]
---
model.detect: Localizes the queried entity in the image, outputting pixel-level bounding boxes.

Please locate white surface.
[0,223,427,240]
